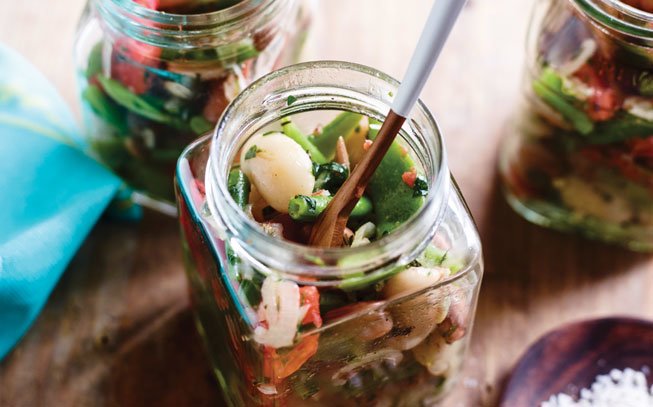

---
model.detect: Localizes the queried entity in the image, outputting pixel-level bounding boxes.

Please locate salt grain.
[541,368,653,407]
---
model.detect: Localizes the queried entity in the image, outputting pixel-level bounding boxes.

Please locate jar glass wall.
[74,0,310,204]
[499,0,653,251]
[176,62,483,405]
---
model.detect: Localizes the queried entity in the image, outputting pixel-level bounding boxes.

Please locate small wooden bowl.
[500,317,653,406]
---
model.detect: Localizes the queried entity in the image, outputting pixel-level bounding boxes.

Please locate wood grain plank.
[1,1,652,406]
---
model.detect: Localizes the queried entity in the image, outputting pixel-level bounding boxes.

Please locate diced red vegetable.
[110,38,161,94]
[574,63,622,122]
[630,136,653,159]
[262,335,319,379]
[299,286,322,328]
[133,0,195,11]
[134,0,159,9]
[401,168,417,188]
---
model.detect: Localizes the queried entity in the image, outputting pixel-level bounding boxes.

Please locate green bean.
[82,84,127,133]
[281,118,328,163]
[86,42,103,79]
[338,264,405,291]
[533,68,594,135]
[309,112,363,159]
[190,115,214,135]
[228,168,251,208]
[367,119,426,236]
[584,112,653,144]
[288,195,372,222]
[97,75,175,124]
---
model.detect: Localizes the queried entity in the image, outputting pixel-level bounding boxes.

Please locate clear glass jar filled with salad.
[176,61,483,406]
[500,0,653,251]
[74,0,311,205]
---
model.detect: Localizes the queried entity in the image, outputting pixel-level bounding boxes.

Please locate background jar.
[175,61,483,406]
[74,0,310,205]
[499,0,653,251]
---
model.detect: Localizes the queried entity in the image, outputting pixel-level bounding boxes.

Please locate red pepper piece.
[299,286,322,328]
[262,335,319,379]
[630,136,653,159]
[402,168,417,188]
[110,38,161,94]
[574,63,622,122]
[133,0,159,9]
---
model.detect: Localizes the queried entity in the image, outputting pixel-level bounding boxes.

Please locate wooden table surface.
[2,0,653,406]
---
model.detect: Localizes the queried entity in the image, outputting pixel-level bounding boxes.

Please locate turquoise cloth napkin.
[0,44,121,359]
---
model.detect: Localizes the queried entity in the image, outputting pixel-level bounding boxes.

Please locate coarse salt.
[541,368,653,407]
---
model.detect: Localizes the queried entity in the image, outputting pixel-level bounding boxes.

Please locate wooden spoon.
[308,0,468,247]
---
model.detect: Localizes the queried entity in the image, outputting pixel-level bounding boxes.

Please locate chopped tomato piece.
[587,87,620,121]
[630,136,653,159]
[133,0,195,11]
[110,38,161,94]
[299,286,322,328]
[574,63,622,121]
[134,0,159,9]
[402,168,417,188]
[263,335,319,379]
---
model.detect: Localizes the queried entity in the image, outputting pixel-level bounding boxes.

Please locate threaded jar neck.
[204,61,451,284]
[93,0,293,50]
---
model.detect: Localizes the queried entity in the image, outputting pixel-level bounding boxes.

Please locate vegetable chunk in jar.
[499,0,653,251]
[74,0,311,204]
[175,62,483,406]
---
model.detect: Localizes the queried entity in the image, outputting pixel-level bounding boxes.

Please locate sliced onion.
[624,96,653,122]
[556,38,597,76]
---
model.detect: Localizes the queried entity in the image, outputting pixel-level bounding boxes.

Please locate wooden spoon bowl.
[500,317,653,406]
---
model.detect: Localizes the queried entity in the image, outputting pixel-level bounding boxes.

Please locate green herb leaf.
[97,75,174,125]
[412,174,428,197]
[287,95,298,106]
[245,145,261,160]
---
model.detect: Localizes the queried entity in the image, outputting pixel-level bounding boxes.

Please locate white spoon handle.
[391,0,467,117]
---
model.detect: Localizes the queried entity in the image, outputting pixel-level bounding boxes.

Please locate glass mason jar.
[74,0,311,205]
[175,61,483,406]
[499,0,653,251]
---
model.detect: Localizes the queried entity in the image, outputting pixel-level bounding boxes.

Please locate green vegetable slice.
[313,162,349,193]
[281,118,328,163]
[190,115,214,135]
[309,112,363,159]
[86,42,104,79]
[97,75,174,124]
[82,84,128,134]
[288,195,372,222]
[584,112,653,144]
[228,168,251,208]
[367,119,426,236]
[533,68,594,135]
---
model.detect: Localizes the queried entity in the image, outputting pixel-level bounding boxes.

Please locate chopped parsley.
[287,95,297,106]
[244,145,261,160]
[412,174,428,197]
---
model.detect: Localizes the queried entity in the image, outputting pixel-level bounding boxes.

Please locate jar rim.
[94,0,287,48]
[573,0,653,38]
[203,60,452,280]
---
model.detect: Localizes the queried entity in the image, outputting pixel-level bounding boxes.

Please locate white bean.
[412,332,464,377]
[240,132,315,213]
[383,267,451,350]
